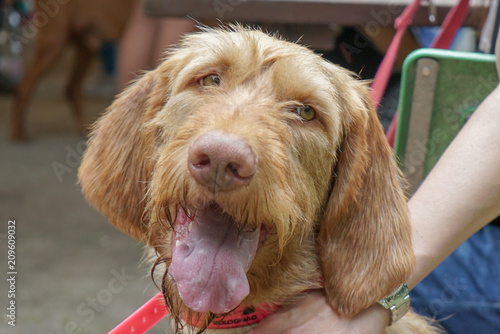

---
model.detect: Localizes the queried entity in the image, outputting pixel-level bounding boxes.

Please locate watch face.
[377,283,410,325]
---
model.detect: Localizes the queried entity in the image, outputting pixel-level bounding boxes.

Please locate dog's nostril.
[193,154,211,168]
[227,163,240,177]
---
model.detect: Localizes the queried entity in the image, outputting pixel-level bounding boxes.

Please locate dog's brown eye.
[200,74,221,87]
[296,105,316,121]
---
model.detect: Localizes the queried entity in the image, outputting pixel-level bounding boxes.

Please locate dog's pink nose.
[188,131,256,191]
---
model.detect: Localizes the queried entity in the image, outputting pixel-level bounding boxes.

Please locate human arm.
[407,82,500,289]
[404,31,500,288]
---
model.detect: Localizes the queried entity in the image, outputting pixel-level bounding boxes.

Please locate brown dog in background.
[9,0,134,141]
[79,26,440,333]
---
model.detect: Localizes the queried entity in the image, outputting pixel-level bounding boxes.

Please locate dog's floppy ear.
[319,71,415,317]
[79,70,166,242]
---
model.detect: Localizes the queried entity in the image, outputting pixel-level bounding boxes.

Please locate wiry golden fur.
[79,26,441,333]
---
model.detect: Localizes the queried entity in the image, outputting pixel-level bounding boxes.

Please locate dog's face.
[79,26,414,329]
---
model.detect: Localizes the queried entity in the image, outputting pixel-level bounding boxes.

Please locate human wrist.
[371,302,392,327]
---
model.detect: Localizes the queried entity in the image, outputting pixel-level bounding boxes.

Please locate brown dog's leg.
[65,42,95,136]
[10,39,65,141]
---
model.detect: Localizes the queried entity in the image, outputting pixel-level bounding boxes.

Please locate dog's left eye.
[200,74,221,87]
[295,105,316,121]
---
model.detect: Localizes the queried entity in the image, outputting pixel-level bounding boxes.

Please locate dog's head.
[79,26,413,328]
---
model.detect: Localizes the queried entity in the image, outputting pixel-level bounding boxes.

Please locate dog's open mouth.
[169,203,265,314]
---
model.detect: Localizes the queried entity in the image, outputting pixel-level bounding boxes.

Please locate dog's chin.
[168,203,268,314]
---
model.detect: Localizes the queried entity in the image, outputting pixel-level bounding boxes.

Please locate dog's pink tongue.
[170,207,260,314]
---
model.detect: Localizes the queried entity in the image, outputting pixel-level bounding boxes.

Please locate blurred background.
[1,0,166,332]
[0,0,492,333]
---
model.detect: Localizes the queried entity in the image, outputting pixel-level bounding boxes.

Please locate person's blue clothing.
[411,221,500,333]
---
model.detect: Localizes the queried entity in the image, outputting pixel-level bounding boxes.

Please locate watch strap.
[376,283,410,326]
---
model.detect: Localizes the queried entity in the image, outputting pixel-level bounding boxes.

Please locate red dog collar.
[188,303,281,330]
[108,292,280,333]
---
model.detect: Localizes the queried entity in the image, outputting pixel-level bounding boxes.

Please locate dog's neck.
[185,303,281,330]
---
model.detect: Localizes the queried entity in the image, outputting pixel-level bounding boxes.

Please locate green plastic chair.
[394,48,498,195]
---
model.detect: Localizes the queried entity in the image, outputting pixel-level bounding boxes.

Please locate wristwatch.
[377,283,410,326]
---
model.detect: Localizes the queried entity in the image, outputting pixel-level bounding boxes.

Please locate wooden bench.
[143,0,489,51]
[143,0,489,27]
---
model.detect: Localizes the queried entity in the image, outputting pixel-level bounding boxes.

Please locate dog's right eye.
[295,105,316,121]
[200,74,221,87]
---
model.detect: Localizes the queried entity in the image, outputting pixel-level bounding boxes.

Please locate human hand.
[247,290,389,334]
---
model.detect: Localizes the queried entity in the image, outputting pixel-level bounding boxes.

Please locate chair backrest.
[394,48,498,195]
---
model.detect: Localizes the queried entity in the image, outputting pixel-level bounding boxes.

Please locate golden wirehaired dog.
[79,26,440,333]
